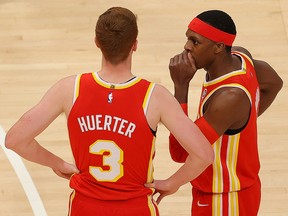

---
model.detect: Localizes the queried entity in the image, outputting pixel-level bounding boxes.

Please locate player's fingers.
[169,54,179,67]
[182,50,191,64]
[187,52,196,68]
[144,182,155,188]
[63,162,79,174]
[156,194,164,205]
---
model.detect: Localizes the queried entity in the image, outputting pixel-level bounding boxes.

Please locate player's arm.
[168,50,197,162]
[202,86,251,136]
[146,85,214,204]
[5,76,78,179]
[253,60,283,116]
[168,103,189,163]
[232,46,283,116]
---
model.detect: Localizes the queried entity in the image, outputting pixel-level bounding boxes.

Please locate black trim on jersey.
[224,108,251,135]
[150,127,157,137]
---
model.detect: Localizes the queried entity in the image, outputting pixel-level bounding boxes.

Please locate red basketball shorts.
[191,177,261,216]
[67,191,159,216]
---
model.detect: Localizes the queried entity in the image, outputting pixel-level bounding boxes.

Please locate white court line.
[0,126,47,216]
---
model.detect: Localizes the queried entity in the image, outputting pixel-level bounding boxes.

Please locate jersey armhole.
[72,74,82,104]
[232,51,254,67]
[143,83,156,136]
[142,83,155,115]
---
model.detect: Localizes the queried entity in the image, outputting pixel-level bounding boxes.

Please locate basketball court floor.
[0,0,287,215]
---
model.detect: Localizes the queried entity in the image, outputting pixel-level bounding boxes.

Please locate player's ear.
[132,39,138,51]
[214,42,225,54]
[95,37,100,48]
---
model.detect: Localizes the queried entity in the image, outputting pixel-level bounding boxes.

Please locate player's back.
[68,72,156,199]
[67,72,159,215]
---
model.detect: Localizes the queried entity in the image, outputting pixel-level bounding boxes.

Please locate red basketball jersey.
[192,51,260,193]
[67,73,156,205]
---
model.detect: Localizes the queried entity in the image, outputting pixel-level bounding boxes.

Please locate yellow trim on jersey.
[212,134,241,193]
[204,52,250,87]
[212,193,223,216]
[212,192,239,216]
[73,74,82,103]
[68,190,76,216]
[146,136,156,215]
[204,69,246,86]
[143,83,155,115]
[212,138,224,193]
[92,72,142,89]
[227,134,241,191]
[229,192,239,216]
[147,136,156,183]
[147,194,157,216]
[232,51,254,67]
[144,83,156,209]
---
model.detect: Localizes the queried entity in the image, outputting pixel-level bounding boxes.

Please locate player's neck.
[206,54,238,81]
[99,57,134,84]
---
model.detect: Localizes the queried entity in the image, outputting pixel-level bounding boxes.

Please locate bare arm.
[253,60,283,116]
[146,84,214,203]
[232,46,283,116]
[5,76,78,179]
[168,51,197,162]
[203,87,251,136]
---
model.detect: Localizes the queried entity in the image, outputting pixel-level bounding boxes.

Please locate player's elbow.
[205,147,215,165]
[198,146,215,168]
[170,151,187,163]
[275,76,283,93]
[5,131,19,151]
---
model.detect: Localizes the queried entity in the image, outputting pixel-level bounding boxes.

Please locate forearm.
[169,134,188,162]
[258,92,276,116]
[168,154,211,188]
[254,59,283,116]
[169,103,189,162]
[7,139,64,170]
[258,83,283,116]
[174,84,190,104]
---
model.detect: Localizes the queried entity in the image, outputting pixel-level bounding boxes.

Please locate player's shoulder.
[211,85,250,111]
[152,83,172,96]
[232,46,253,59]
[55,75,78,88]
[46,75,78,97]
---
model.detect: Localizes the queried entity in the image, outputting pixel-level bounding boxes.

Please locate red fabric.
[194,117,220,144]
[169,104,219,163]
[192,51,260,193]
[68,73,157,206]
[68,191,159,216]
[188,17,236,46]
[191,177,261,216]
[180,103,188,115]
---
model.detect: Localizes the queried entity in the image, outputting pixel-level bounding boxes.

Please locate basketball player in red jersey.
[5,7,214,216]
[155,10,283,216]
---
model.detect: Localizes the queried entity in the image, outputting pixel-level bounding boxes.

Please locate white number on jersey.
[89,140,124,182]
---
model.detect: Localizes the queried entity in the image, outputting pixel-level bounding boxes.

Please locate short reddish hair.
[95,7,138,65]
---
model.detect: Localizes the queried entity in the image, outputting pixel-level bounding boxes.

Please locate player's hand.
[145,179,180,204]
[53,161,79,180]
[169,50,197,88]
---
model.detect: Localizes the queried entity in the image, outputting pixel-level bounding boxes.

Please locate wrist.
[51,156,65,170]
[174,86,189,104]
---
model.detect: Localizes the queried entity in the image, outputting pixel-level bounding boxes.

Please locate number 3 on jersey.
[89,140,124,182]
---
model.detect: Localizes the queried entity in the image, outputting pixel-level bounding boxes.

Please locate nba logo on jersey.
[108,92,113,103]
